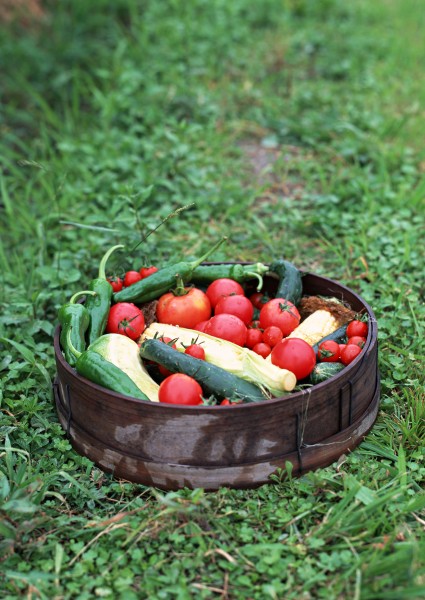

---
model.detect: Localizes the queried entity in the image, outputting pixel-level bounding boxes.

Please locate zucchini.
[312,324,348,354]
[139,338,269,403]
[269,259,303,306]
[309,362,345,385]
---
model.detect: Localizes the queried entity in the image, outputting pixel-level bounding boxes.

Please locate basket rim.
[54,269,378,412]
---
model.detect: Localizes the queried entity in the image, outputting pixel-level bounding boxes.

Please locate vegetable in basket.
[191,262,269,290]
[58,290,96,367]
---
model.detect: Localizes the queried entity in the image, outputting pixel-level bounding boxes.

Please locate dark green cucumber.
[139,339,268,403]
[269,259,303,305]
[309,362,345,385]
[312,324,348,354]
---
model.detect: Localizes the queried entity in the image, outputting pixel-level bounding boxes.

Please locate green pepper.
[66,331,152,401]
[191,262,269,290]
[58,290,97,367]
[85,244,125,345]
[113,237,227,304]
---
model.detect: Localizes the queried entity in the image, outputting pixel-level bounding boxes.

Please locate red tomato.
[245,328,263,349]
[184,344,206,360]
[262,326,283,348]
[259,298,301,336]
[249,319,261,329]
[205,279,245,308]
[204,314,247,346]
[107,276,123,293]
[249,292,270,310]
[139,266,158,279]
[157,287,212,329]
[339,343,347,355]
[158,374,204,406]
[252,342,272,358]
[219,399,239,406]
[318,340,341,362]
[194,320,209,333]
[340,344,362,365]
[271,338,316,380]
[123,271,142,287]
[346,320,368,339]
[157,337,177,377]
[347,336,366,348]
[215,295,254,324]
[106,303,145,341]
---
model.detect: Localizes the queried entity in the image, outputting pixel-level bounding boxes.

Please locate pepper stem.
[70,290,97,304]
[66,328,82,360]
[98,244,125,280]
[189,237,227,270]
[246,271,264,292]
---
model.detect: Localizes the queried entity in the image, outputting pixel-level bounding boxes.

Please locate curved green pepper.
[58,290,97,367]
[113,237,227,304]
[191,262,269,291]
[85,244,125,345]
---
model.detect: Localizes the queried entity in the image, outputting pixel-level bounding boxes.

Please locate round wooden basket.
[53,269,380,491]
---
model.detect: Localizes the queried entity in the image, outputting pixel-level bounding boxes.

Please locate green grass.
[1,0,424,597]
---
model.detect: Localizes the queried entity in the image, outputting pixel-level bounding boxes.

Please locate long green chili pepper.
[66,330,150,401]
[85,244,125,345]
[113,237,228,304]
[58,290,97,367]
[191,262,269,291]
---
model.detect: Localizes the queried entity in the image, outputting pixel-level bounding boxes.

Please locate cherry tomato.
[339,343,347,355]
[158,373,203,406]
[184,344,206,360]
[204,314,247,346]
[157,287,212,329]
[252,342,272,358]
[107,276,123,293]
[106,303,145,341]
[205,279,245,309]
[346,320,368,339]
[340,344,362,365]
[259,298,301,336]
[245,328,263,349]
[347,336,366,348]
[318,340,341,362]
[215,294,254,324]
[262,325,283,348]
[249,292,270,310]
[271,338,316,380]
[123,271,142,287]
[139,266,158,279]
[219,398,239,406]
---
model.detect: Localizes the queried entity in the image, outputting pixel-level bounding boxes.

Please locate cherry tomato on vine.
[158,373,204,406]
[205,279,245,309]
[271,338,316,380]
[204,314,247,346]
[262,325,283,348]
[184,344,206,360]
[346,320,368,339]
[215,294,254,325]
[157,287,212,329]
[340,344,362,365]
[139,265,158,279]
[106,303,145,341]
[245,328,263,349]
[318,340,341,362]
[259,298,301,336]
[123,270,142,287]
[107,276,123,293]
[252,342,272,358]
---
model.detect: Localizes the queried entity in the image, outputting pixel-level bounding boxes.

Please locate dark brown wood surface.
[53,270,380,490]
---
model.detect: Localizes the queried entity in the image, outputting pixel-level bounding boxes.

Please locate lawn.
[1,0,424,598]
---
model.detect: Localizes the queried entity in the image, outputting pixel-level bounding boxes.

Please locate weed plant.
[0,0,424,598]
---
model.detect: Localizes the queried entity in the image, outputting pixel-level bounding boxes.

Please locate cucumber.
[139,339,268,403]
[309,362,345,385]
[269,259,303,306]
[312,324,348,355]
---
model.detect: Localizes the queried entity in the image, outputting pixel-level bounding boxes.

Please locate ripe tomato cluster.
[107,265,158,293]
[317,320,368,366]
